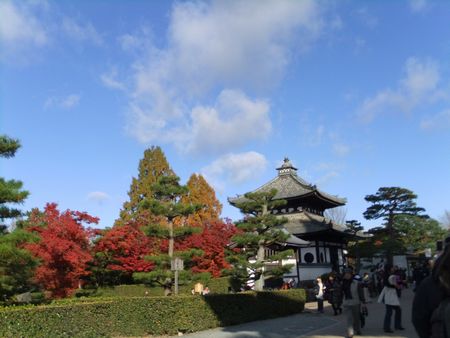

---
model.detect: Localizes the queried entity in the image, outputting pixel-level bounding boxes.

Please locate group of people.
[314,274,343,315]
[313,264,406,338]
[309,238,450,338]
[412,240,450,338]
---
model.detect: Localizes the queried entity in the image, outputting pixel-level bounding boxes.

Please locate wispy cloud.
[420,109,450,131]
[410,0,427,12]
[357,57,441,123]
[87,191,110,204]
[44,94,80,110]
[332,143,350,157]
[354,7,378,29]
[313,162,343,187]
[298,115,351,157]
[101,68,126,91]
[62,18,103,46]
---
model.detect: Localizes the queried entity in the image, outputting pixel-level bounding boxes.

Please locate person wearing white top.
[314,277,326,313]
[378,274,405,333]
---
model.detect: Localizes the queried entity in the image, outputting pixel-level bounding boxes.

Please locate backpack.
[430,297,450,338]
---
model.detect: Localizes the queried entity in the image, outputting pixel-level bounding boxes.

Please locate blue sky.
[1,0,450,229]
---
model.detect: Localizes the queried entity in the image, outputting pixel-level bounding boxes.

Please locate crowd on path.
[313,265,404,338]
[309,239,450,338]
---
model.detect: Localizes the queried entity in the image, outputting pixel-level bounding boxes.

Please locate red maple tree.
[25,203,98,298]
[93,222,155,274]
[177,220,237,277]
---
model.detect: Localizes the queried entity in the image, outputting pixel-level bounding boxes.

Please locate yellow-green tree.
[182,174,222,226]
[115,146,174,226]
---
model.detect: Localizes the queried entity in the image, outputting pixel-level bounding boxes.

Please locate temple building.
[228,158,366,283]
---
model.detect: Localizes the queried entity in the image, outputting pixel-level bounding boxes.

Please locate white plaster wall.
[299,266,331,281]
[318,247,326,263]
[282,258,298,276]
[338,248,344,265]
[300,247,317,263]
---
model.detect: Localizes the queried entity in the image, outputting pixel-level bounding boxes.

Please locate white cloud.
[125,89,271,155]
[87,191,110,203]
[420,109,450,131]
[183,90,271,154]
[167,0,323,94]
[62,18,103,46]
[358,57,440,123]
[202,152,268,191]
[115,0,330,150]
[410,0,427,12]
[0,1,48,59]
[44,94,80,109]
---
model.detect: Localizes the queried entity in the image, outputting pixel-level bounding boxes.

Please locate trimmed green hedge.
[93,277,232,298]
[0,289,305,337]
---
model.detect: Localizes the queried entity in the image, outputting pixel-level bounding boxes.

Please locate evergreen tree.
[364,187,427,264]
[115,146,174,226]
[0,135,34,302]
[393,215,447,254]
[344,220,364,272]
[226,189,293,291]
[182,174,222,226]
[0,135,29,233]
[133,175,201,295]
[0,228,37,301]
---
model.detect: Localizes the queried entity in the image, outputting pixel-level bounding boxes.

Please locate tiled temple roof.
[228,158,346,206]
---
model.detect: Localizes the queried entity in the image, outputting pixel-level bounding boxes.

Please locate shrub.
[0,289,305,337]
[91,277,233,299]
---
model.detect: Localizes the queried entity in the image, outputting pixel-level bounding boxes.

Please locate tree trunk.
[386,213,394,266]
[167,222,174,295]
[255,244,265,291]
[254,203,269,291]
[169,222,174,258]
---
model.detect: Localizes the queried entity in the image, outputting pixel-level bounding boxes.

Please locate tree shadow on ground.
[187,290,418,338]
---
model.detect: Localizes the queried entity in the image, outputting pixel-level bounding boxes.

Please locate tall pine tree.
[133,175,201,295]
[227,189,293,291]
[0,135,29,233]
[115,146,174,226]
[364,187,427,264]
[0,135,35,301]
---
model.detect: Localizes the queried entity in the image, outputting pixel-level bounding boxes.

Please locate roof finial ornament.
[277,157,298,176]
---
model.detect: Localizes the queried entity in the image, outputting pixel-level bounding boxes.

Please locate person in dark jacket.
[325,274,343,315]
[412,242,450,338]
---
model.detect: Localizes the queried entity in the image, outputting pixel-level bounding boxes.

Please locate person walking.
[314,277,325,313]
[325,274,343,315]
[342,268,366,338]
[412,240,450,338]
[378,274,404,333]
[362,272,371,302]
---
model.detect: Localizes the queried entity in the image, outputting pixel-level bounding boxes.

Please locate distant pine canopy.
[0,135,29,233]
